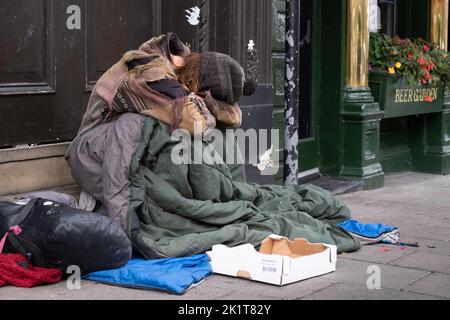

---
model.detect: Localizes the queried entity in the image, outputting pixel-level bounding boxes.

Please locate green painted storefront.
[272,0,450,188]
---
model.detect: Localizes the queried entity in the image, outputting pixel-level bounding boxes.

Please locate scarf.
[78,33,215,136]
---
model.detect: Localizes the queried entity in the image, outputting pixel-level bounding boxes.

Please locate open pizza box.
[207,235,337,286]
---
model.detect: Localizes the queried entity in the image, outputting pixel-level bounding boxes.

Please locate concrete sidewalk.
[1,172,449,300]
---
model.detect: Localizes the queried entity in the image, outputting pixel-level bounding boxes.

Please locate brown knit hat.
[199,52,257,104]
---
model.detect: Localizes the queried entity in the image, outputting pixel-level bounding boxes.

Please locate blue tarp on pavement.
[83,254,212,295]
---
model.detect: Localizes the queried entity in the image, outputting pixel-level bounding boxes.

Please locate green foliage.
[369,33,450,88]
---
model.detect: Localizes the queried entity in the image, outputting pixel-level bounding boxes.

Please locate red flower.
[408,53,414,59]
[423,45,430,52]
[417,57,426,65]
[430,61,435,70]
[423,96,433,102]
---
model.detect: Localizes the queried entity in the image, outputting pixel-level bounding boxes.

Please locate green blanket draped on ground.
[127,118,361,258]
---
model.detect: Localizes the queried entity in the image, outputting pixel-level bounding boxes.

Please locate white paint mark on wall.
[286,30,294,47]
[185,6,200,26]
[286,66,294,81]
[16,25,34,53]
[247,40,255,52]
[288,80,296,91]
[368,0,380,33]
[25,26,34,39]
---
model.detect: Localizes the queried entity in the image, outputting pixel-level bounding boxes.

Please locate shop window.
[369,0,397,36]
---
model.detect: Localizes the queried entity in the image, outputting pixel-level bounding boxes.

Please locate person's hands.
[197,91,242,129]
[171,55,186,69]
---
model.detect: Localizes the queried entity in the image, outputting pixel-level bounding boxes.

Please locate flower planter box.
[369,71,444,119]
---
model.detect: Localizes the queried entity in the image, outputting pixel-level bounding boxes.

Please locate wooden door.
[0,0,159,147]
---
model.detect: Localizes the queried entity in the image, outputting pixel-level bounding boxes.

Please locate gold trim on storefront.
[347,0,369,88]
[431,0,449,50]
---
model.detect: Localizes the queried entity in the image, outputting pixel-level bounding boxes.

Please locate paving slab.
[320,258,429,290]
[201,275,337,300]
[218,292,282,300]
[55,283,170,300]
[389,252,450,274]
[339,244,416,264]
[403,273,450,299]
[379,215,449,229]
[394,224,450,242]
[396,236,450,256]
[344,198,442,218]
[302,282,442,300]
[426,206,450,221]
[0,281,97,300]
[341,203,386,220]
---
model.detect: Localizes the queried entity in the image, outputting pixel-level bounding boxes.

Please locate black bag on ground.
[0,198,132,275]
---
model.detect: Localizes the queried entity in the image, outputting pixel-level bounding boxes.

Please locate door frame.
[298,0,321,172]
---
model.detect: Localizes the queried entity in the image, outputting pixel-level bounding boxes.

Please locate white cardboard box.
[208,235,337,286]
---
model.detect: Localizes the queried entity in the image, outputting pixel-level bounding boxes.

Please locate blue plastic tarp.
[83,254,212,295]
[338,219,397,238]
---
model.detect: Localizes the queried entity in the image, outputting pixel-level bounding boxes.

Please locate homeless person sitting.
[66,33,362,260]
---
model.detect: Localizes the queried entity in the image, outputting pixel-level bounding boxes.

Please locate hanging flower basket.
[369,33,449,118]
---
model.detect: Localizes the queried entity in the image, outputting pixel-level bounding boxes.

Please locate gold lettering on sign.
[408,89,413,102]
[394,88,439,103]
[395,90,401,103]
[414,89,420,101]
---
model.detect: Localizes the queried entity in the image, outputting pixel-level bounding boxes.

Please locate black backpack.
[0,198,132,275]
